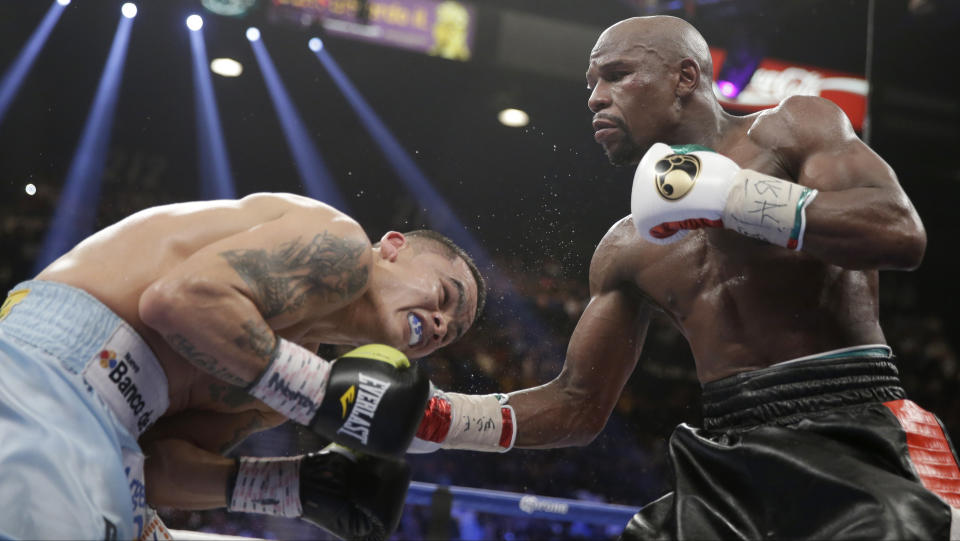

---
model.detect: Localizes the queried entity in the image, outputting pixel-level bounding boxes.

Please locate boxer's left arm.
[507,283,654,448]
[143,438,409,541]
[141,406,288,457]
[412,225,654,450]
[772,96,926,270]
[140,407,286,508]
[143,437,236,510]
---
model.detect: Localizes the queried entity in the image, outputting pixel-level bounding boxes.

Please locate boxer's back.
[35,193,339,413]
[598,109,885,382]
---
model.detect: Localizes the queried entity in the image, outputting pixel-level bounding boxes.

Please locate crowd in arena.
[2,178,957,540]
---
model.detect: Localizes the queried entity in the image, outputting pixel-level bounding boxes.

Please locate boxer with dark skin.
[507,13,923,444]
[413,15,955,539]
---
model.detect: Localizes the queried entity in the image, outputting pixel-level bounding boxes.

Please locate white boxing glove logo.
[654,153,701,200]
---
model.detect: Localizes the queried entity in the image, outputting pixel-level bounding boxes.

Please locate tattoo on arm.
[235,319,277,362]
[166,333,250,387]
[220,231,369,319]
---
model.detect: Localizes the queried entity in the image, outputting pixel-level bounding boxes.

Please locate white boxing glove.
[408,385,516,454]
[631,143,819,250]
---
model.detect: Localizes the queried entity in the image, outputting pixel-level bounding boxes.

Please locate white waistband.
[772,344,892,368]
[1,281,169,438]
[81,323,169,437]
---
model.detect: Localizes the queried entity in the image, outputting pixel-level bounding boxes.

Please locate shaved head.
[586,16,718,165]
[592,16,713,90]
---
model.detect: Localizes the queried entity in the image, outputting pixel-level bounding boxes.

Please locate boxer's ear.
[676,58,700,98]
[378,231,406,262]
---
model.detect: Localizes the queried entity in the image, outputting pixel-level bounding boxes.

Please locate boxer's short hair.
[397,229,487,323]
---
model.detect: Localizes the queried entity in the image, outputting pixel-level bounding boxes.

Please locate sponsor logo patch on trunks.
[83,325,169,437]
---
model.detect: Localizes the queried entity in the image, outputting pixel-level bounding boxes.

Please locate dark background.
[1,0,957,306]
[1,0,958,539]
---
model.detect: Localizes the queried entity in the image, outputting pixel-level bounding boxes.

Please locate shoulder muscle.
[589,216,639,295]
[750,96,857,158]
[219,211,372,320]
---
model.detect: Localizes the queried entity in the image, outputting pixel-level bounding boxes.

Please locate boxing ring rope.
[406,481,640,525]
[171,531,263,541]
[169,481,641,540]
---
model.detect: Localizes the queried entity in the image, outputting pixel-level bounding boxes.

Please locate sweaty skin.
[505,16,925,449]
[34,192,479,507]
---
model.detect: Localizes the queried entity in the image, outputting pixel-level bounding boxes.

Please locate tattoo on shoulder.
[220,231,369,319]
[166,333,249,387]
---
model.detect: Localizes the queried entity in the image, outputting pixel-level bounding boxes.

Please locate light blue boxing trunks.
[0,280,169,540]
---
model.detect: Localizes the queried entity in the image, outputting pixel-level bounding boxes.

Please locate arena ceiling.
[0,0,957,320]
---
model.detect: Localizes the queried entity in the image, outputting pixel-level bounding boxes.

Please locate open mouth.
[407,313,424,347]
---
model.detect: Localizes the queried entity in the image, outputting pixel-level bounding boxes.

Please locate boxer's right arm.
[139,202,371,387]
[139,202,428,456]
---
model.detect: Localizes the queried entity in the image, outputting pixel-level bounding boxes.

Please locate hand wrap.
[409,386,516,453]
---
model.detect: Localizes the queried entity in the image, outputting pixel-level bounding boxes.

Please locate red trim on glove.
[416,396,452,443]
[650,218,723,239]
[499,407,513,449]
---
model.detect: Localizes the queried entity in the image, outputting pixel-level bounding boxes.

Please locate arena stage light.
[121,3,137,18]
[245,27,261,42]
[186,14,203,31]
[498,108,529,128]
[308,37,323,52]
[210,58,242,77]
[56,0,70,5]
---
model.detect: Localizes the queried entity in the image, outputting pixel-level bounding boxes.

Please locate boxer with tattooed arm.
[0,192,484,540]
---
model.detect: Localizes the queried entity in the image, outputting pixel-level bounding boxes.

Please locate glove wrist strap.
[723,169,819,250]
[228,456,303,518]
[248,337,331,425]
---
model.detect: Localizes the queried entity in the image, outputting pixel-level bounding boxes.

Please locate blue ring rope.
[406,481,641,526]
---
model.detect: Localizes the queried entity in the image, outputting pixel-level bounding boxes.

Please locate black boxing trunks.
[620,345,960,540]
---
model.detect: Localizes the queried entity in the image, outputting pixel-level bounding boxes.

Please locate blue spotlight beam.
[34,12,135,273]
[313,47,551,341]
[249,38,349,212]
[190,28,236,200]
[313,47,481,252]
[0,1,69,129]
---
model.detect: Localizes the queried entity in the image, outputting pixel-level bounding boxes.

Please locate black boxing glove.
[247,341,430,458]
[310,345,430,457]
[227,444,411,541]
